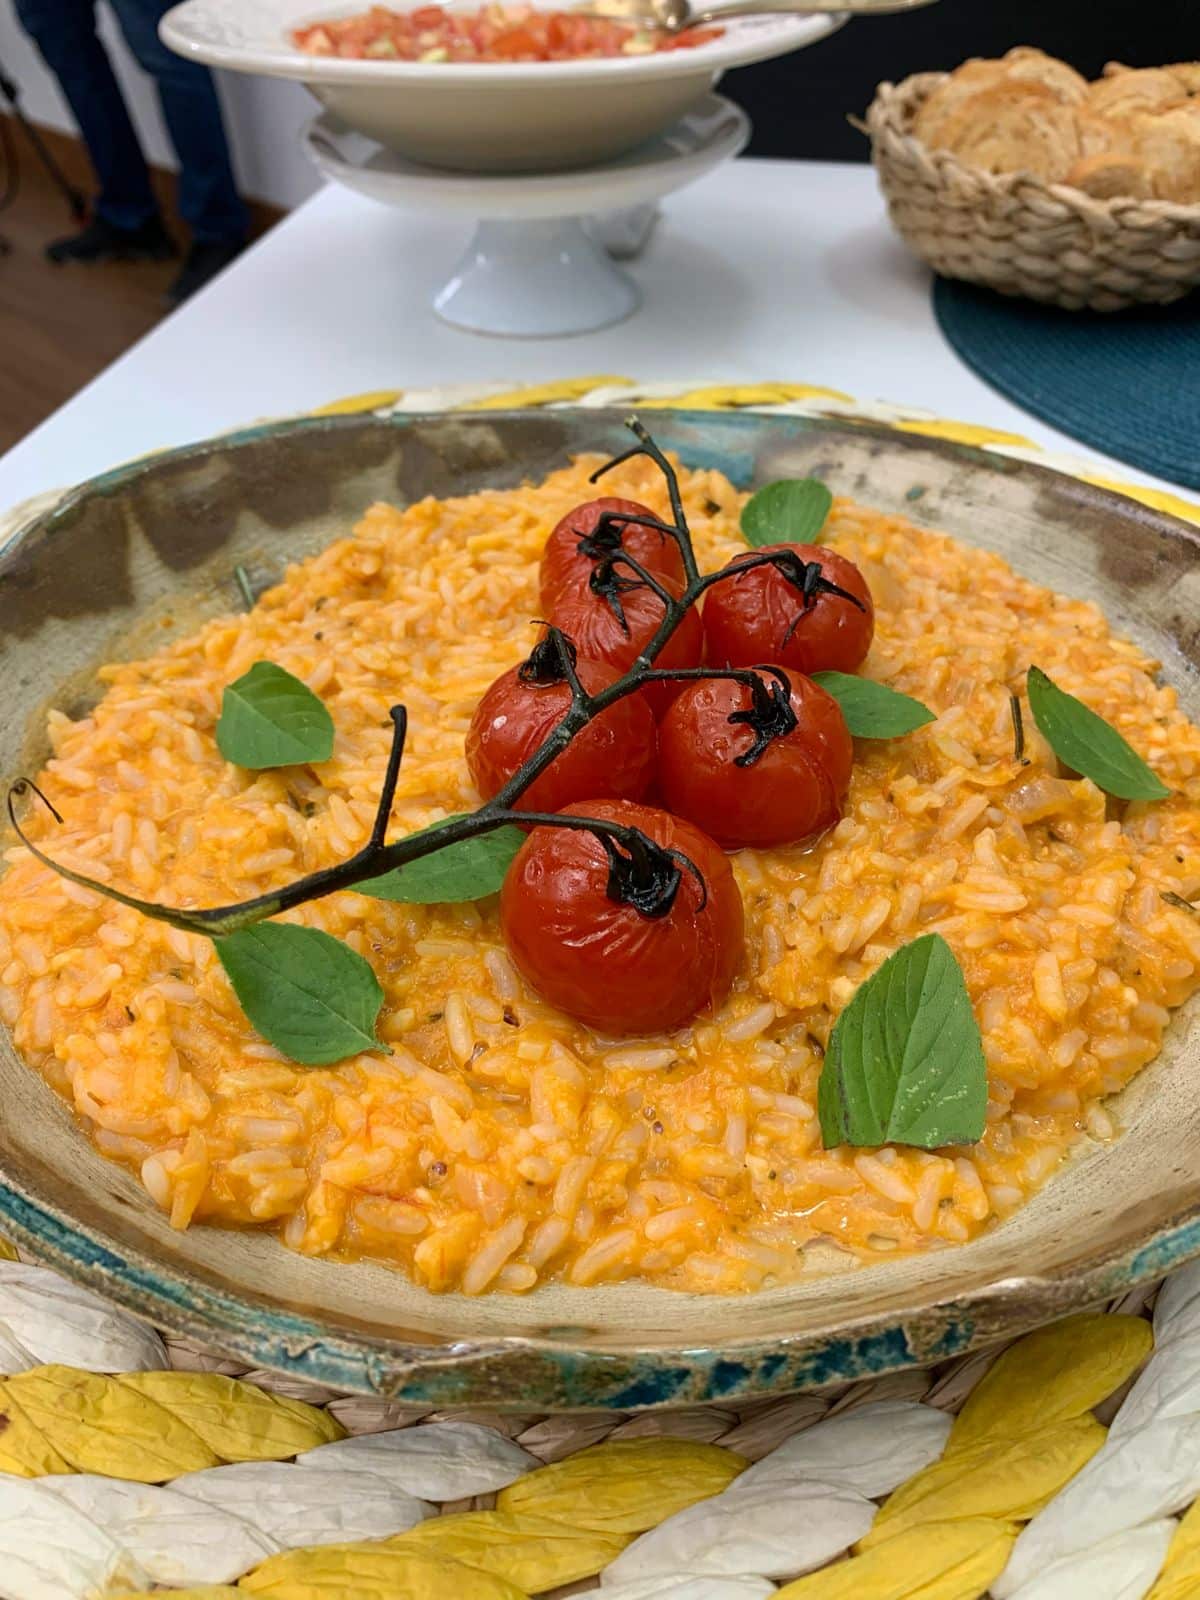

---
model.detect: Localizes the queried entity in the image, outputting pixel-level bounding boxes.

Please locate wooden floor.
[0,120,279,454]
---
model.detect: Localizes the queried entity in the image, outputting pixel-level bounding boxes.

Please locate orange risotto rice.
[2,457,1200,1295]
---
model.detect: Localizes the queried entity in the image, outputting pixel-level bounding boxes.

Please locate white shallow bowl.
[161,0,843,171]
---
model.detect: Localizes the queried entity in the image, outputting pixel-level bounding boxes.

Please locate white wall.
[0,2,320,210]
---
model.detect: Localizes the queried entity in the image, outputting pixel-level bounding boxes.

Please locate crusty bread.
[1130,104,1200,201]
[924,84,1080,182]
[914,48,1086,147]
[997,46,1089,104]
[1164,62,1200,93]
[1086,67,1188,118]
[914,49,1200,203]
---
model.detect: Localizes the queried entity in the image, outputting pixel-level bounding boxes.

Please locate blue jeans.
[14,0,248,243]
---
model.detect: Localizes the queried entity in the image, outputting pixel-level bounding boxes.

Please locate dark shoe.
[46,215,177,265]
[166,238,247,305]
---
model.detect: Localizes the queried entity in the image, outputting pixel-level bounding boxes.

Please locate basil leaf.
[818,933,987,1151]
[812,672,935,738]
[741,478,833,547]
[1026,666,1170,802]
[214,923,386,1066]
[359,819,525,904]
[216,662,334,770]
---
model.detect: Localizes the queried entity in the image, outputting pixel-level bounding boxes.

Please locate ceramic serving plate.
[2,408,1199,1409]
[159,0,841,171]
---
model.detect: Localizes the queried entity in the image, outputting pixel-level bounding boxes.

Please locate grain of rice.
[723,1003,777,1043]
[462,1218,526,1295]
[1033,952,1070,1021]
[569,1227,636,1285]
[601,1047,677,1072]
[443,993,475,1065]
[527,1215,570,1268]
[483,947,520,1000]
[855,1154,916,1205]
[644,1205,703,1242]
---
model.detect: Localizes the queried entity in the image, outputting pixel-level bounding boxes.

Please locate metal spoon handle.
[688,0,936,19]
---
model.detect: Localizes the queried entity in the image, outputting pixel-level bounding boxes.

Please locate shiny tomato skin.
[658,668,852,851]
[540,497,685,615]
[500,800,743,1032]
[466,656,656,815]
[703,543,874,675]
[547,578,703,719]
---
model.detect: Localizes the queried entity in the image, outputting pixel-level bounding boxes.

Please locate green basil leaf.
[818,933,987,1151]
[359,818,525,904]
[216,661,334,770]
[214,923,386,1066]
[1026,666,1170,802]
[741,478,833,547]
[812,672,935,738]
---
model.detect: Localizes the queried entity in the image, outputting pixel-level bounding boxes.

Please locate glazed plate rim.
[3,405,1200,1407]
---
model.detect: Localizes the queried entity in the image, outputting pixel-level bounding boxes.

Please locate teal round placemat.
[933,278,1200,491]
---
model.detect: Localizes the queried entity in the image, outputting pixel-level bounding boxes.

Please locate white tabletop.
[0,158,1171,509]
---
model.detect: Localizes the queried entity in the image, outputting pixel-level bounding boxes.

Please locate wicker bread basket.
[865,72,1200,311]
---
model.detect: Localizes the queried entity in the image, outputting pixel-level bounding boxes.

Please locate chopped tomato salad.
[293,4,722,63]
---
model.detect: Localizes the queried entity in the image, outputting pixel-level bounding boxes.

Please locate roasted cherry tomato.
[466,637,656,814]
[702,543,874,676]
[547,569,703,719]
[540,497,685,616]
[500,799,744,1033]
[658,667,853,851]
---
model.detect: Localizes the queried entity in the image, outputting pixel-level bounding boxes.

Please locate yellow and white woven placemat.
[3,377,1200,1600]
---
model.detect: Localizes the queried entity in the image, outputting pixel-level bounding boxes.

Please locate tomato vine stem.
[6,417,830,933]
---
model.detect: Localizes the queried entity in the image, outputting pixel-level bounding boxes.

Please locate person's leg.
[13,0,168,243]
[106,0,249,246]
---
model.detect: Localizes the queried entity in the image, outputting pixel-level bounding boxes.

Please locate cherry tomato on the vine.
[702,543,874,676]
[500,799,744,1033]
[466,643,656,815]
[547,571,703,719]
[657,667,853,851]
[540,497,685,616]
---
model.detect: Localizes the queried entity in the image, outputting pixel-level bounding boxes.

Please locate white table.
[0,159,1172,507]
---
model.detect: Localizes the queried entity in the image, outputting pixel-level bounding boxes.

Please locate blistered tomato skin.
[657,668,853,852]
[466,657,657,814]
[702,543,874,676]
[540,497,685,616]
[548,580,704,718]
[500,799,744,1033]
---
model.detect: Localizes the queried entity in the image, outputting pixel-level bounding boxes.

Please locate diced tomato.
[490,25,542,57]
[292,5,721,63]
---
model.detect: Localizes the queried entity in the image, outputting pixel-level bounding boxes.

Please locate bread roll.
[996,46,1088,104]
[910,47,1200,203]
[913,47,1086,147]
[1086,68,1188,118]
[1130,104,1200,201]
[924,83,1082,182]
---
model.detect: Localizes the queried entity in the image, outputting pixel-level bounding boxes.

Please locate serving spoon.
[575,0,937,30]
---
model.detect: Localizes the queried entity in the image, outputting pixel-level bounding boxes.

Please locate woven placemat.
[932,278,1200,492]
[3,378,1200,1600]
[0,1236,1191,1600]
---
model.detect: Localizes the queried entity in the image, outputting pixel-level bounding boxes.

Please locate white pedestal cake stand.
[303,96,750,338]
